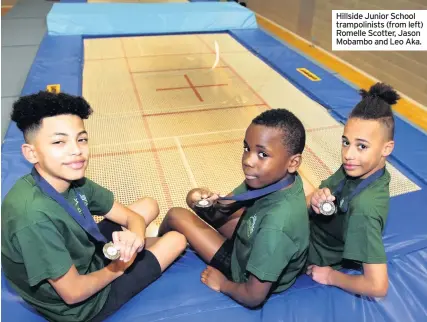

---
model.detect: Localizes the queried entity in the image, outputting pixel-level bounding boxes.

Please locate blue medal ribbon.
[31,167,107,243]
[219,173,296,202]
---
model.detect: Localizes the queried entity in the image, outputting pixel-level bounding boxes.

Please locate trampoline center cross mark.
[156,74,227,102]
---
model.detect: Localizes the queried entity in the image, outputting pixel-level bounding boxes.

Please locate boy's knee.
[139,197,160,215]
[165,207,189,220]
[166,231,187,251]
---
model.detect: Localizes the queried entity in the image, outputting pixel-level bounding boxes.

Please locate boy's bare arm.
[221,275,272,308]
[104,201,146,238]
[308,263,388,297]
[48,257,135,305]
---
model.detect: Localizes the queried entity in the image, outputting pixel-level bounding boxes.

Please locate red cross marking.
[156,74,227,102]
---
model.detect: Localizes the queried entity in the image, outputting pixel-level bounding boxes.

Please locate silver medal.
[194,199,213,208]
[319,200,336,216]
[103,242,120,260]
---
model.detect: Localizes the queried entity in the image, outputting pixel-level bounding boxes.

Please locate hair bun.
[359,82,400,106]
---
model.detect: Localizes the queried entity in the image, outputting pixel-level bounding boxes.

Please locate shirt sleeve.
[13,220,73,287]
[81,178,115,216]
[343,213,387,264]
[246,228,298,282]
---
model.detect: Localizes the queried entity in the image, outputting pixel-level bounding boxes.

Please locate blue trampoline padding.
[47,3,257,36]
[229,28,427,186]
[21,34,82,97]
[2,247,427,322]
[229,29,361,110]
[383,190,427,257]
[1,34,81,199]
[331,107,427,186]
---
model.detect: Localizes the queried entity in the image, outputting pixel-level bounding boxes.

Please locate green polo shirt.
[308,167,391,269]
[230,174,309,293]
[1,173,115,322]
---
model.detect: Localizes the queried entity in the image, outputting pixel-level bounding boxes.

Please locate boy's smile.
[242,124,293,189]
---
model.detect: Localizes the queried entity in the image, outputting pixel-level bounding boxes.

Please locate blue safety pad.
[21,35,82,97]
[229,28,427,186]
[229,29,361,110]
[47,2,257,36]
[2,245,427,322]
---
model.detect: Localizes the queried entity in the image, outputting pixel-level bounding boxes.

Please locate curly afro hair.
[11,91,93,141]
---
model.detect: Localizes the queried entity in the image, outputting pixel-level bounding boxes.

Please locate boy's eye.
[342,141,350,147]
[243,146,249,152]
[258,152,268,158]
[79,138,88,143]
[52,141,64,145]
[358,144,367,150]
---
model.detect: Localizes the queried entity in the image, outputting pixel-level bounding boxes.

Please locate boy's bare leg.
[216,207,245,240]
[159,207,226,263]
[145,232,187,272]
[127,197,159,226]
[127,198,187,270]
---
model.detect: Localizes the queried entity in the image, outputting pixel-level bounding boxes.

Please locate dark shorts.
[209,238,233,280]
[90,220,162,322]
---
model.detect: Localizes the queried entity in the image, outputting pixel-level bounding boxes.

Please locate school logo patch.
[247,214,257,237]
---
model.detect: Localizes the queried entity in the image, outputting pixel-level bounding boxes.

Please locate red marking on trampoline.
[120,38,174,209]
[90,125,336,160]
[156,74,228,102]
[195,35,270,109]
[142,104,266,118]
[304,146,333,176]
[85,51,247,62]
[133,66,228,74]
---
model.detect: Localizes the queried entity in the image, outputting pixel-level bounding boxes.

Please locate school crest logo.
[247,214,257,237]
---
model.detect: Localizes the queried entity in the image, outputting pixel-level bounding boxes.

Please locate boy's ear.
[22,144,38,165]
[287,153,302,174]
[382,140,394,158]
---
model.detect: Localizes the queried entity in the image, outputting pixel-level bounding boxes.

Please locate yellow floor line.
[256,14,427,131]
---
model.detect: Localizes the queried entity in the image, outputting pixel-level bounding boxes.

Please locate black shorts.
[90,220,162,322]
[209,238,233,280]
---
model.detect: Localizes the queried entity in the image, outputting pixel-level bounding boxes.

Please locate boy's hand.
[306,265,333,285]
[201,266,227,292]
[188,188,223,205]
[310,188,335,214]
[109,253,137,274]
[112,230,144,263]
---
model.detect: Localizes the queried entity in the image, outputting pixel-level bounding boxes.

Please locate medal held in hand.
[103,242,121,260]
[319,200,337,216]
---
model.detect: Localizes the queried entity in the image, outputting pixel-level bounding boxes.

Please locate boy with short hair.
[160,108,310,308]
[306,82,398,297]
[1,91,187,322]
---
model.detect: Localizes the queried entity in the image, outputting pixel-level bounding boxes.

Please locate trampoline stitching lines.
[120,38,174,209]
[174,137,198,188]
